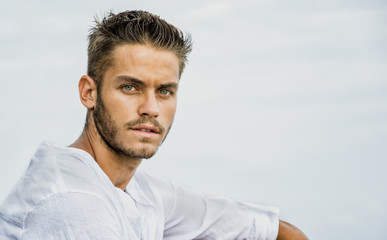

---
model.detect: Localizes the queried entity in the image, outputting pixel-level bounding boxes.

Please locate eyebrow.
[114,75,145,87]
[159,82,178,90]
[114,75,178,89]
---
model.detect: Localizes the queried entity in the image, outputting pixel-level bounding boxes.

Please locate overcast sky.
[0,0,386,239]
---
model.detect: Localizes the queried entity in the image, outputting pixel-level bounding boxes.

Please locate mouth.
[130,124,160,136]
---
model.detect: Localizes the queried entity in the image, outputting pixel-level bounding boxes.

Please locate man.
[0,10,307,239]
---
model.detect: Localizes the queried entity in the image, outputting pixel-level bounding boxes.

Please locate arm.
[277,220,308,240]
[21,192,122,240]
[149,174,279,239]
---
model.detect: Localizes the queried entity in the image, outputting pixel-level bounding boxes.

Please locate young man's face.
[93,44,180,159]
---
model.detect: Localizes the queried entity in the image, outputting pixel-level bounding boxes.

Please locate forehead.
[105,44,180,84]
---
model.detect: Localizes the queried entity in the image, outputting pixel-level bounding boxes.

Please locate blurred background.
[0,0,386,239]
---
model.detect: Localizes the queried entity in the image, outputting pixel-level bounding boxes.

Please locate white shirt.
[0,141,279,239]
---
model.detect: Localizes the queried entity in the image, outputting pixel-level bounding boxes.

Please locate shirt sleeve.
[151,177,279,240]
[21,192,122,240]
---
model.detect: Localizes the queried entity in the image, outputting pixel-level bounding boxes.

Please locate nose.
[138,92,159,118]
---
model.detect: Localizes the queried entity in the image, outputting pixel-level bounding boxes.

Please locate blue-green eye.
[123,85,134,91]
[159,89,170,95]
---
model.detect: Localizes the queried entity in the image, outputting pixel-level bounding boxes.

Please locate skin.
[278,220,309,240]
[70,43,308,239]
[70,44,180,190]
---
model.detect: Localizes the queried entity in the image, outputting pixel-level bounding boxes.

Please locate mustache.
[125,116,165,134]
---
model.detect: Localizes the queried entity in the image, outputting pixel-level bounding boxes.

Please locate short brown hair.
[87,10,192,86]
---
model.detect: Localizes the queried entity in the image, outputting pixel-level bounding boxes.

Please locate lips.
[131,124,160,134]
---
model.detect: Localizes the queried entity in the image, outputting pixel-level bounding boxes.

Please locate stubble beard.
[93,94,169,159]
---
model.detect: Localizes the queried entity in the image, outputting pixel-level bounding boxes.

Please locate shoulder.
[0,142,118,228]
[23,192,122,239]
[0,192,122,240]
[24,191,119,224]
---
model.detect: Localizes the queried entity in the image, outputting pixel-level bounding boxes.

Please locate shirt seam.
[21,191,123,237]
[0,211,22,227]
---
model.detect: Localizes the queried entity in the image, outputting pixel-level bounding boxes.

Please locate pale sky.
[0,0,386,239]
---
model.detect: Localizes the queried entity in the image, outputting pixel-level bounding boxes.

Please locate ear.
[78,75,97,110]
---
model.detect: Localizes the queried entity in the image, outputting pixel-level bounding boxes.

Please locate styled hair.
[87,10,192,86]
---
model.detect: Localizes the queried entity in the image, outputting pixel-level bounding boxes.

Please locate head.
[87,10,192,89]
[82,10,192,159]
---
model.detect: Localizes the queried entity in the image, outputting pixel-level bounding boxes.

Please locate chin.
[120,142,159,159]
[134,148,158,159]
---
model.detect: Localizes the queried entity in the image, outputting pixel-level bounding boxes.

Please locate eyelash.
[121,85,174,97]
[159,89,172,96]
[122,85,135,92]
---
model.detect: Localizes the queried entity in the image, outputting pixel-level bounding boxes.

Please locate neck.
[70,124,142,191]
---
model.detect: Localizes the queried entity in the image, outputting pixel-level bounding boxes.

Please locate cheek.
[105,97,138,124]
[161,101,177,122]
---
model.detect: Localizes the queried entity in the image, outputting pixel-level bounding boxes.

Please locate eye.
[159,89,170,96]
[122,85,135,92]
